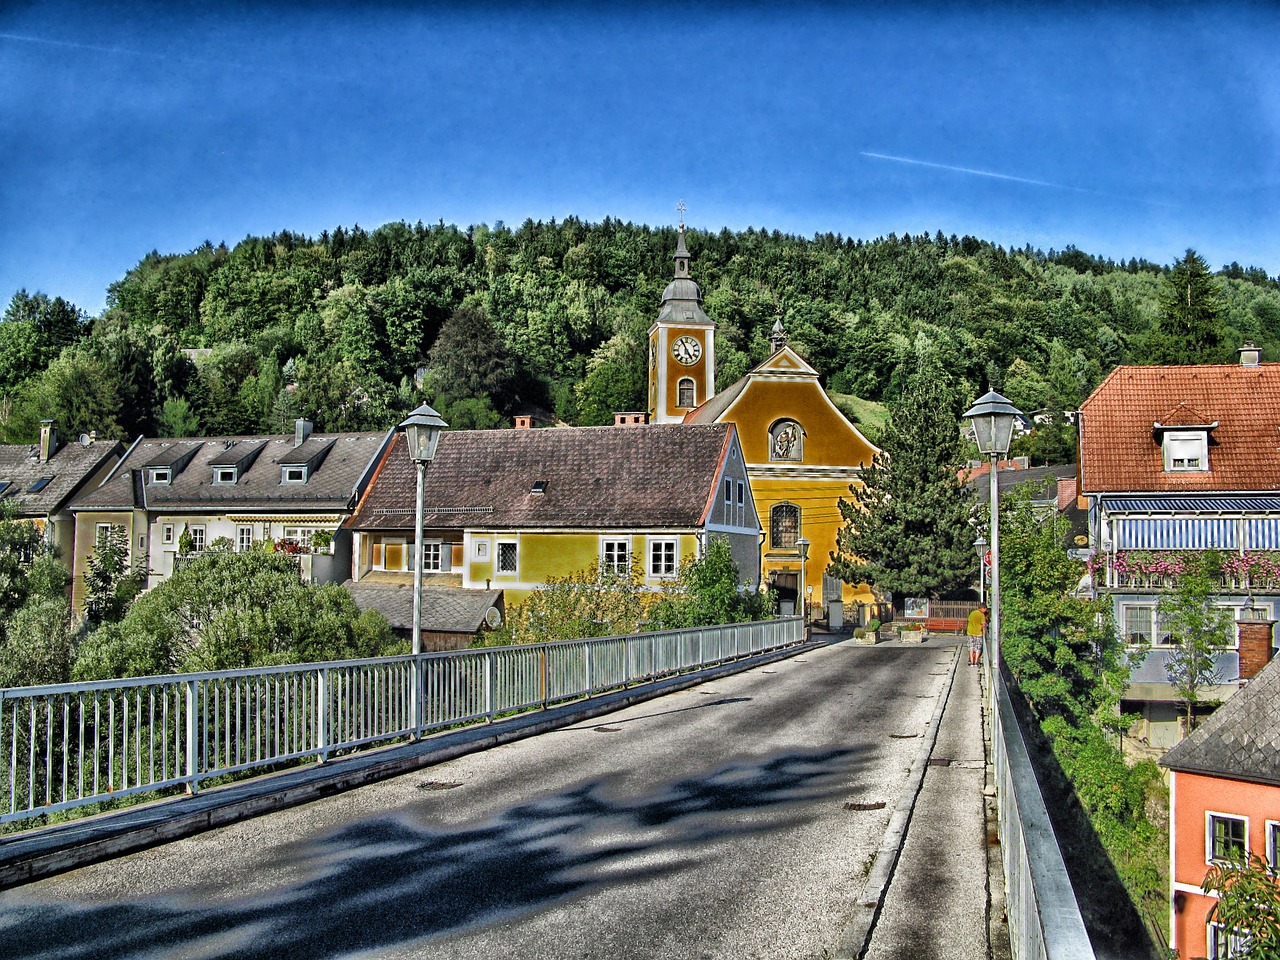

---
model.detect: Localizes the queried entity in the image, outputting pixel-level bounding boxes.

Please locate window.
[282,527,315,546]
[649,539,677,578]
[162,523,174,545]
[214,468,237,484]
[677,378,695,408]
[373,537,406,571]
[149,468,171,485]
[1164,432,1209,472]
[724,478,733,508]
[1123,605,1155,645]
[1268,821,1280,873]
[1207,922,1251,959]
[95,522,114,549]
[27,476,53,493]
[0,481,10,497]
[769,420,803,461]
[497,541,518,575]
[771,503,800,550]
[188,525,206,553]
[1208,813,1248,862]
[236,526,253,553]
[602,539,630,575]
[282,466,306,484]
[422,541,442,572]
[474,540,489,560]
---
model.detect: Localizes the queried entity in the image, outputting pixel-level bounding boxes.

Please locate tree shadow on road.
[4,747,871,960]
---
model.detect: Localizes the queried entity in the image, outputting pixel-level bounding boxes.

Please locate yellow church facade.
[648,225,880,618]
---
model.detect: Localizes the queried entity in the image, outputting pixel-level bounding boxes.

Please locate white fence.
[1,618,803,826]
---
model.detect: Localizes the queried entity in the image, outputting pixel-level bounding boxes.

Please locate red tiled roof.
[1080,363,1280,494]
[348,423,735,532]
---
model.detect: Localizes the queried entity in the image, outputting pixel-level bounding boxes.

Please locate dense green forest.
[3,218,1278,461]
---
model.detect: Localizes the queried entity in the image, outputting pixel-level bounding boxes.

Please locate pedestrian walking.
[966,605,987,667]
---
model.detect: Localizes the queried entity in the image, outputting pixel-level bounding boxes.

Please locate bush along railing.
[992,666,1098,960]
[0,617,804,826]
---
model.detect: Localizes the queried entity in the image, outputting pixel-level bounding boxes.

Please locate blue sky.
[2,1,1277,315]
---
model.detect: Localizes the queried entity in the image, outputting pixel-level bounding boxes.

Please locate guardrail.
[991,665,1097,960]
[0,617,803,826]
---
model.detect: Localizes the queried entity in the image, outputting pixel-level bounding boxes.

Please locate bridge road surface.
[0,640,961,960]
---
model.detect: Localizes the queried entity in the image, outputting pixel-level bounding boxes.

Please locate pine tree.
[832,359,975,599]
[1155,249,1223,362]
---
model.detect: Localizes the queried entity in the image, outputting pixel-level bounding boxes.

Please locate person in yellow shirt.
[966,606,987,667]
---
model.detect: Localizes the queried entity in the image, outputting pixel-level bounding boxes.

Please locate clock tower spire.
[648,210,716,423]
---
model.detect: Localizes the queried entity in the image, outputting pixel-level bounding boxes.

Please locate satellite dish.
[484,607,502,629]
[78,434,91,446]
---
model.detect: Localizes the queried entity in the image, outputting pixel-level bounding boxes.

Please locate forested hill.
[2,218,1278,463]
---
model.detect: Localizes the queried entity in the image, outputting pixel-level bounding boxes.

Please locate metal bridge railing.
[991,665,1097,960]
[0,617,803,826]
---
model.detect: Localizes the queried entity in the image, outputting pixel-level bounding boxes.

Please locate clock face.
[672,335,702,366]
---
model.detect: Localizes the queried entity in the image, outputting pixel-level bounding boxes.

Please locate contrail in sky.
[0,31,242,70]
[860,151,1088,193]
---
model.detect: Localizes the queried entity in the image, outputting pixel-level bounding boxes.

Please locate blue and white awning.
[1103,495,1280,551]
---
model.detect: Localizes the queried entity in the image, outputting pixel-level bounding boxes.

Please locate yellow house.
[648,226,880,616]
[346,421,761,608]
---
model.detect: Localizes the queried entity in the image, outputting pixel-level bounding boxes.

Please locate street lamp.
[962,391,1023,693]
[399,402,448,733]
[796,537,811,638]
[973,534,988,605]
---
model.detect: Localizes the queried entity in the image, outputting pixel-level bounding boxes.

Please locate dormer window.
[213,467,237,485]
[149,467,172,485]
[282,466,307,484]
[1163,431,1209,472]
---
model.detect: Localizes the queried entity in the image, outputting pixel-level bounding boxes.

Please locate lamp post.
[399,402,448,734]
[962,391,1022,700]
[796,537,811,639]
[973,534,989,605]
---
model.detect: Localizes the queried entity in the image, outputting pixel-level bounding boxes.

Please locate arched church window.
[771,503,800,550]
[677,378,695,408]
[769,420,803,461]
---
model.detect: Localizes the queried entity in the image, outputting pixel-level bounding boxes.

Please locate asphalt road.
[0,640,958,960]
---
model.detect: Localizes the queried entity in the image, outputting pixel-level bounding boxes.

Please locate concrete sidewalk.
[862,646,1010,960]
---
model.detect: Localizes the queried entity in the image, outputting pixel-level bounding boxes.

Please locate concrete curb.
[0,640,823,890]
[834,644,962,960]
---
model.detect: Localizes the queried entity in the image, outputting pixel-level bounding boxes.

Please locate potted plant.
[900,622,926,643]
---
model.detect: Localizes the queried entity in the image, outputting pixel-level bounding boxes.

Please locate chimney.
[294,418,313,447]
[1057,477,1078,511]
[38,420,56,463]
[1239,341,1261,366]
[514,416,533,429]
[614,412,648,426]
[1237,616,1275,684]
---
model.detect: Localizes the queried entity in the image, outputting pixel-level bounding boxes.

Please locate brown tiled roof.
[348,423,735,532]
[1079,363,1280,494]
[0,438,122,518]
[1161,653,1280,786]
[70,432,390,513]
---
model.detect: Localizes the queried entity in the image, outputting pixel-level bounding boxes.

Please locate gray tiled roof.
[342,580,502,634]
[0,438,122,517]
[70,431,391,513]
[348,423,735,532]
[684,375,748,425]
[1161,654,1280,785]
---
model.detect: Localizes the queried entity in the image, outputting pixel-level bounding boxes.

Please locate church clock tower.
[648,220,715,423]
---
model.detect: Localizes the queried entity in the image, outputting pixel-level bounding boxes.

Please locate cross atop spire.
[676,199,687,229]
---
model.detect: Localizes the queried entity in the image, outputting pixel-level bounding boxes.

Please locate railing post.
[411,654,422,738]
[485,651,494,722]
[540,646,549,709]
[585,641,593,695]
[184,679,199,795]
[317,667,329,763]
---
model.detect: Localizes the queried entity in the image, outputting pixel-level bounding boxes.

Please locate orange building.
[1161,620,1280,959]
[647,224,880,616]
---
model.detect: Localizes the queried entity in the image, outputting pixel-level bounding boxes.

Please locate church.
[647,223,881,620]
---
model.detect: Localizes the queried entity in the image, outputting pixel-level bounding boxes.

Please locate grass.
[828,392,889,444]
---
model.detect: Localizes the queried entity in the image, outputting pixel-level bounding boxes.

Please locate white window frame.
[282,527,315,547]
[601,538,631,575]
[236,525,253,553]
[213,467,237,485]
[1207,921,1251,959]
[281,466,307,484]
[649,538,678,578]
[1206,811,1249,864]
[474,539,490,561]
[1163,431,1209,472]
[162,523,174,545]
[148,467,171,485]
[421,541,443,573]
[1267,820,1280,873]
[1122,603,1157,646]
[677,377,696,408]
[188,524,206,553]
[95,522,114,550]
[736,480,745,526]
[496,540,518,575]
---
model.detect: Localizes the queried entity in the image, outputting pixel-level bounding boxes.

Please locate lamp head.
[399,403,449,463]
[796,537,811,561]
[962,391,1023,458]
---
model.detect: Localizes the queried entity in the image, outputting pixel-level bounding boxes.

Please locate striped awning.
[1103,496,1280,513]
[1111,516,1280,551]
